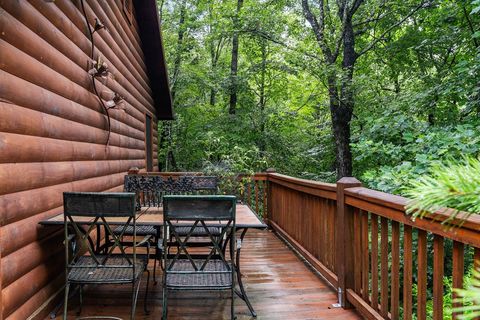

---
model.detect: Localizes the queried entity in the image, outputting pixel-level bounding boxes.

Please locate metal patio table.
[40,203,267,318]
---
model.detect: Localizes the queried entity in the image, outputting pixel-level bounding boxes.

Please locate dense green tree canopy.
[158,0,479,194]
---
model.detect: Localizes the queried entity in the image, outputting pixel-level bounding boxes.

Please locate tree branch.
[302,0,334,62]
[357,2,431,58]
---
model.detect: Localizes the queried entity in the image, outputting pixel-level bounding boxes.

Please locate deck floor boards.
[53,230,360,319]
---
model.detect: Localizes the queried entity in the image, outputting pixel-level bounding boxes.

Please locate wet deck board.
[53,230,360,320]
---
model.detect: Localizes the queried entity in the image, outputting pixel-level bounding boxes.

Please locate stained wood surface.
[269,178,338,285]
[53,230,360,320]
[417,230,428,320]
[370,215,379,312]
[0,0,159,318]
[403,225,413,320]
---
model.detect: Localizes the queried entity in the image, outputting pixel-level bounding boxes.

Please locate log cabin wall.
[0,1,163,318]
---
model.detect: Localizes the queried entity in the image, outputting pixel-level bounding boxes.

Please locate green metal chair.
[161,195,237,319]
[63,192,150,320]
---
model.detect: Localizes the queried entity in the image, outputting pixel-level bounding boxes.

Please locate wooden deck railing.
[135,170,480,319]
[262,173,480,320]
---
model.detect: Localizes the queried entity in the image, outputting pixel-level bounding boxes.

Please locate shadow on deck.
[54,230,360,320]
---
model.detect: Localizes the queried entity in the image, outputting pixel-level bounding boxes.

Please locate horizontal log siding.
[0,0,159,318]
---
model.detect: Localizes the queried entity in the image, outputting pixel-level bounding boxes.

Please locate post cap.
[128,167,140,174]
[337,177,362,185]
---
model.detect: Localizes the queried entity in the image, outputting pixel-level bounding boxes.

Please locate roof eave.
[133,0,174,120]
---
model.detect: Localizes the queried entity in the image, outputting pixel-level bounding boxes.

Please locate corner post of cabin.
[265,168,276,224]
[335,177,362,309]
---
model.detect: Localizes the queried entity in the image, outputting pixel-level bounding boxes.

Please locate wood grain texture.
[391,221,400,320]
[403,225,413,320]
[417,230,428,320]
[452,241,464,320]
[0,0,159,317]
[361,211,369,302]
[270,180,338,282]
[55,230,361,320]
[370,215,379,311]
[380,217,389,318]
[433,235,444,320]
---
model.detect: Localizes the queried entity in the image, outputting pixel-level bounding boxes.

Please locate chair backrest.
[163,195,235,221]
[124,175,163,209]
[63,192,138,272]
[161,176,194,195]
[162,195,236,273]
[64,192,136,217]
[123,175,220,212]
[190,176,219,194]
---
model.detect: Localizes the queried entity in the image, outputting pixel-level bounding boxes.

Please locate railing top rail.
[267,173,337,190]
[265,173,337,200]
[130,171,203,176]
[345,186,480,247]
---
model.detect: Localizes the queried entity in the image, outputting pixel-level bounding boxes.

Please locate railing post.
[265,168,276,224]
[336,177,362,308]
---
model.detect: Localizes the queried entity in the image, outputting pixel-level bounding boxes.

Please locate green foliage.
[353,122,480,194]
[454,268,480,319]
[158,0,480,189]
[158,1,480,316]
[404,157,480,223]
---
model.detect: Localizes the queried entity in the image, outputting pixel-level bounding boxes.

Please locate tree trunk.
[210,42,218,106]
[170,0,187,103]
[228,0,244,115]
[258,42,267,153]
[332,16,356,179]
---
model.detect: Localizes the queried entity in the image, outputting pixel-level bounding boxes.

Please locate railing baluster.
[475,247,480,269]
[262,180,267,218]
[452,241,464,320]
[380,217,389,318]
[403,225,413,320]
[354,208,362,293]
[391,221,400,320]
[433,235,444,320]
[255,180,259,213]
[371,214,379,311]
[417,230,428,320]
[256,172,480,319]
[247,180,252,206]
[361,210,369,302]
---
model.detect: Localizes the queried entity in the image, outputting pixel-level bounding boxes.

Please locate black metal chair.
[114,175,221,281]
[63,192,150,320]
[190,176,219,194]
[161,195,237,320]
[114,175,165,283]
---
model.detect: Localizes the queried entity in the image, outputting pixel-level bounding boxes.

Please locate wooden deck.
[53,230,360,319]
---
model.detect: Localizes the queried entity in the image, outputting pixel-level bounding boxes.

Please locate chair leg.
[63,282,70,320]
[153,256,157,285]
[162,284,168,320]
[77,285,83,316]
[144,270,151,315]
[231,286,235,320]
[131,279,141,320]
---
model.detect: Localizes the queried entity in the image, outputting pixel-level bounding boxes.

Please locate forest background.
[157,0,480,196]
